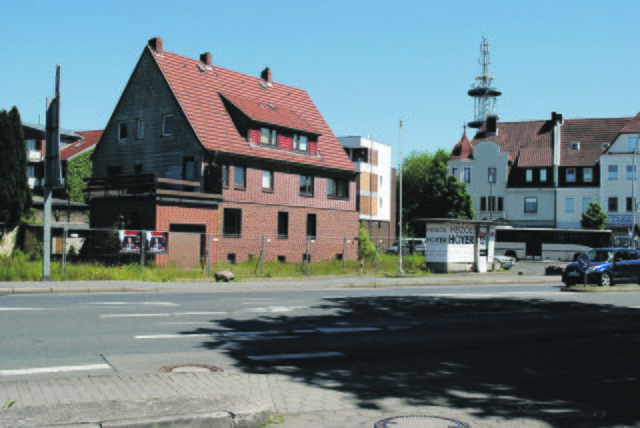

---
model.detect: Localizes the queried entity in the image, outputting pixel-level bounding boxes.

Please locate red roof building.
[89,37,359,267]
[447,112,640,243]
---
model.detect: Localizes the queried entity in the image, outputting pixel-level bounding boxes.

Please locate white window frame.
[525,169,533,183]
[540,169,547,183]
[583,168,593,183]
[566,168,576,183]
[608,165,618,181]
[463,168,471,183]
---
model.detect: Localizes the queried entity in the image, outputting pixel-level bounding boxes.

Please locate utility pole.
[397,120,404,276]
[42,65,63,281]
[633,137,638,248]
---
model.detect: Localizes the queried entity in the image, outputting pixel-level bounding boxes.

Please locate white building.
[447,112,640,239]
[339,136,396,248]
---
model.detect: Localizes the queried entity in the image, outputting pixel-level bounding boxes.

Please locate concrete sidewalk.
[0,371,554,428]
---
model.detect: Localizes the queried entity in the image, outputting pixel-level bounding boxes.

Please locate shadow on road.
[184,295,640,427]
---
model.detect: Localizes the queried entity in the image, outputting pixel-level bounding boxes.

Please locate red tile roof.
[220,92,320,135]
[620,112,640,133]
[560,117,632,166]
[61,130,102,161]
[150,45,355,172]
[469,116,634,167]
[471,120,552,167]
[449,129,473,160]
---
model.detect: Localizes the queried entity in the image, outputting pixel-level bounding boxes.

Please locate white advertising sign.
[426,223,476,263]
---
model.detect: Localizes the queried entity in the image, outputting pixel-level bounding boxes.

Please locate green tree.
[66,149,94,203]
[357,227,377,260]
[0,107,31,229]
[581,202,608,230]
[399,149,474,236]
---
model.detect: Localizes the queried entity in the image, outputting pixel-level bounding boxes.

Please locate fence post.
[140,230,146,267]
[62,226,67,277]
[261,234,266,275]
[342,237,347,270]
[305,236,310,275]
[206,233,212,278]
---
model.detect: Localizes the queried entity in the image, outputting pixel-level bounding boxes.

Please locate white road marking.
[0,364,110,376]
[248,352,344,361]
[317,327,381,334]
[174,312,227,316]
[89,302,178,307]
[158,322,213,326]
[100,313,170,318]
[0,308,44,311]
[135,333,210,339]
[244,306,308,313]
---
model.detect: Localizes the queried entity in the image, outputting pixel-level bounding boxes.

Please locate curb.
[0,397,271,428]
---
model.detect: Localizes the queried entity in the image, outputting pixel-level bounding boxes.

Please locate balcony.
[84,173,222,206]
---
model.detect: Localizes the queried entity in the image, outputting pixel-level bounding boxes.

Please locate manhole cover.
[158,363,223,373]
[374,415,470,427]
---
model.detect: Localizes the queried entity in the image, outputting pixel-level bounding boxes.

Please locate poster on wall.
[119,230,142,254]
[146,231,168,254]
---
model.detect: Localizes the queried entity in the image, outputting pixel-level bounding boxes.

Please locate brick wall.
[217,203,359,263]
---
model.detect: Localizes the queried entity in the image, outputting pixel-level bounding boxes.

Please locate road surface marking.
[0,308,44,311]
[248,352,344,361]
[89,302,179,307]
[135,333,210,339]
[100,313,170,318]
[245,306,308,313]
[174,312,228,316]
[0,364,110,376]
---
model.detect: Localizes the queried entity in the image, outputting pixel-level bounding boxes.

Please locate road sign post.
[577,252,590,286]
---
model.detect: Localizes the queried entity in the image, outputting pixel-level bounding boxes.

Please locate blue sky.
[2,0,640,166]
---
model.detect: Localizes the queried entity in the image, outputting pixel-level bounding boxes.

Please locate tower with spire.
[467,36,502,130]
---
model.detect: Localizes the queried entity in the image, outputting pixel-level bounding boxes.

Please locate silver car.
[493,255,515,270]
[387,239,426,254]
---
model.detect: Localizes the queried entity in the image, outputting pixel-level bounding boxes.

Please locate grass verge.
[0,252,430,282]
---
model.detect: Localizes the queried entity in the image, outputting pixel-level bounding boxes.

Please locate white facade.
[339,136,392,223]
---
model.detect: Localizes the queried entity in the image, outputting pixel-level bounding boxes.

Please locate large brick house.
[89,37,359,266]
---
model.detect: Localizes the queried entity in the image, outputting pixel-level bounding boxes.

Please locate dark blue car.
[562,248,640,287]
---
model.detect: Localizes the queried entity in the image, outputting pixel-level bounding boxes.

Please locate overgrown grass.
[0,251,429,282]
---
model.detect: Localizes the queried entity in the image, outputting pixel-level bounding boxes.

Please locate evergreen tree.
[581,202,608,230]
[0,107,31,228]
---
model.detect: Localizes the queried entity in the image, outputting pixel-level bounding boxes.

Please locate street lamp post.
[397,120,404,276]
[633,138,638,248]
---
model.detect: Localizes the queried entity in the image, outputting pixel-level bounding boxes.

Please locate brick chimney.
[148,37,163,54]
[200,51,212,67]
[261,67,272,83]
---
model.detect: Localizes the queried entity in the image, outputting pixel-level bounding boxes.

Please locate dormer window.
[260,127,277,146]
[569,142,580,151]
[293,134,308,152]
[601,143,610,150]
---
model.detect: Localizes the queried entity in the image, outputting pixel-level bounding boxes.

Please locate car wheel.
[599,272,612,287]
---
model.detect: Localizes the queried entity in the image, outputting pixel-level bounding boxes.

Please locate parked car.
[562,248,640,286]
[387,239,426,254]
[493,255,515,270]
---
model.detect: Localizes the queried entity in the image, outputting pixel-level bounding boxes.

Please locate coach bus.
[494,226,617,261]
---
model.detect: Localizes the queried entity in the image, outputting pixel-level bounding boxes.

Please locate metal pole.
[261,234,265,275]
[140,230,145,267]
[305,237,310,275]
[342,237,347,270]
[375,242,379,269]
[633,142,638,248]
[397,120,404,276]
[206,233,211,277]
[62,226,67,277]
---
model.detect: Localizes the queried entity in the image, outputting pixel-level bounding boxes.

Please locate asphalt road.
[3,282,640,427]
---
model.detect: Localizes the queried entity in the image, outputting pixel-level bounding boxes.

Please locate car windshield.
[587,249,613,262]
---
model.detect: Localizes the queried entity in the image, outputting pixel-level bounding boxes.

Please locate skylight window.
[197,63,206,73]
[267,103,277,110]
[259,81,268,90]
[569,142,580,151]
[602,143,610,150]
[73,141,86,149]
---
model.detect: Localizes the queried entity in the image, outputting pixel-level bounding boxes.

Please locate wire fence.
[52,227,424,278]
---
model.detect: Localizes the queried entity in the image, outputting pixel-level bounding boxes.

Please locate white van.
[387,239,426,254]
